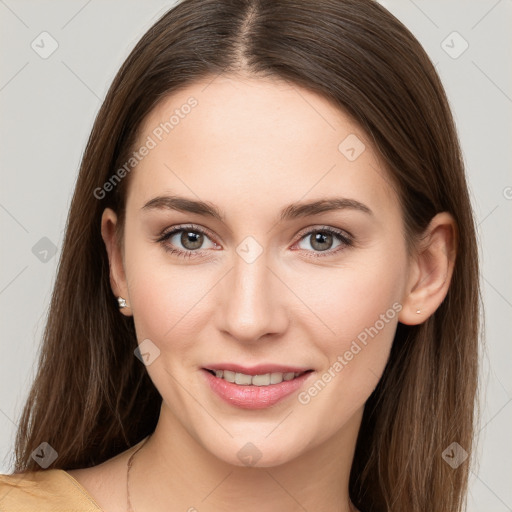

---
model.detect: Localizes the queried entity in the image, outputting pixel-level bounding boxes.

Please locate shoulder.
[0,469,103,511]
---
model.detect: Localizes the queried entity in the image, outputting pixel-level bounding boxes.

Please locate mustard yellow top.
[0,469,103,511]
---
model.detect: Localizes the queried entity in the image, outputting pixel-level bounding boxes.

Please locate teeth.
[223,370,236,383]
[210,369,304,386]
[235,372,253,385]
[270,372,283,384]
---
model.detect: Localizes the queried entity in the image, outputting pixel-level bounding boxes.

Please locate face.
[106,74,413,467]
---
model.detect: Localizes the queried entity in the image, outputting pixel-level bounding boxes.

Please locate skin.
[68,74,456,512]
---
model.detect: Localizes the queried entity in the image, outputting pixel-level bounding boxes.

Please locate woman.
[0,0,480,511]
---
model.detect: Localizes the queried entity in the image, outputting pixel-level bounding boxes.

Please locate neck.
[128,402,362,512]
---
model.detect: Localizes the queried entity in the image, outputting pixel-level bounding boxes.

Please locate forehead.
[126,74,400,224]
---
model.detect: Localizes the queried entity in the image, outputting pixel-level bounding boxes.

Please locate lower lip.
[201,369,313,409]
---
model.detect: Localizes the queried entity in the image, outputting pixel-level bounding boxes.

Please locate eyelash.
[155,223,353,260]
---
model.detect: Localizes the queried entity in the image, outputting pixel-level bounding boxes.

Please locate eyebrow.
[141,195,373,221]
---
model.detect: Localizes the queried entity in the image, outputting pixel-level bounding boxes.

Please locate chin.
[205,435,307,469]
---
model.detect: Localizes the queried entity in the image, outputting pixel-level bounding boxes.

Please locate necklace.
[126,434,152,512]
[126,434,359,512]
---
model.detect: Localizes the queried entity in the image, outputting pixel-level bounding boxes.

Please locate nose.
[215,248,289,344]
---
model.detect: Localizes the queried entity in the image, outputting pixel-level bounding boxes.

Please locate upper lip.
[203,363,313,376]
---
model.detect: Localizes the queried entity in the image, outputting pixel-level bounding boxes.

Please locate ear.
[398,212,457,325]
[101,208,132,316]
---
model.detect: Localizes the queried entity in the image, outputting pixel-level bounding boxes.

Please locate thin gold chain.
[126,434,152,512]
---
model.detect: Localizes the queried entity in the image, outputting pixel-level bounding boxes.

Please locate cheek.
[293,243,406,402]
[298,247,406,345]
[122,231,216,353]
[295,257,405,428]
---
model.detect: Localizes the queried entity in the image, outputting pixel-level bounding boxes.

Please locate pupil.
[181,231,203,250]
[312,232,332,251]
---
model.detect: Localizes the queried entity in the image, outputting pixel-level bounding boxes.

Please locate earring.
[117,297,128,309]
[416,309,421,314]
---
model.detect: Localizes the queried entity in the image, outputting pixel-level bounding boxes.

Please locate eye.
[156,224,219,259]
[294,226,353,258]
[156,224,353,260]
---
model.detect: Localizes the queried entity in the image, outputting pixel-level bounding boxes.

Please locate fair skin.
[68,74,456,512]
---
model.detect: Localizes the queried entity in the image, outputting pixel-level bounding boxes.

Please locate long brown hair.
[12,1,480,511]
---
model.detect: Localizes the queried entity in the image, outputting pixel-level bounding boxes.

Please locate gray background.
[1,1,511,510]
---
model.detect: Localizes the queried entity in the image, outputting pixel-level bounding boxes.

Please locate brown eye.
[309,231,334,251]
[295,227,353,258]
[179,230,204,250]
[156,224,218,259]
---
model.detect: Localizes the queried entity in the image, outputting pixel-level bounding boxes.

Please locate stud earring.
[117,297,128,309]
[416,309,421,314]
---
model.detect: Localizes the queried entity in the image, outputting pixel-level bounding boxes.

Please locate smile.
[202,368,315,409]
[204,368,310,386]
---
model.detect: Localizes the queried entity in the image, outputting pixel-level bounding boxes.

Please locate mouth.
[203,368,313,386]
[201,366,315,409]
